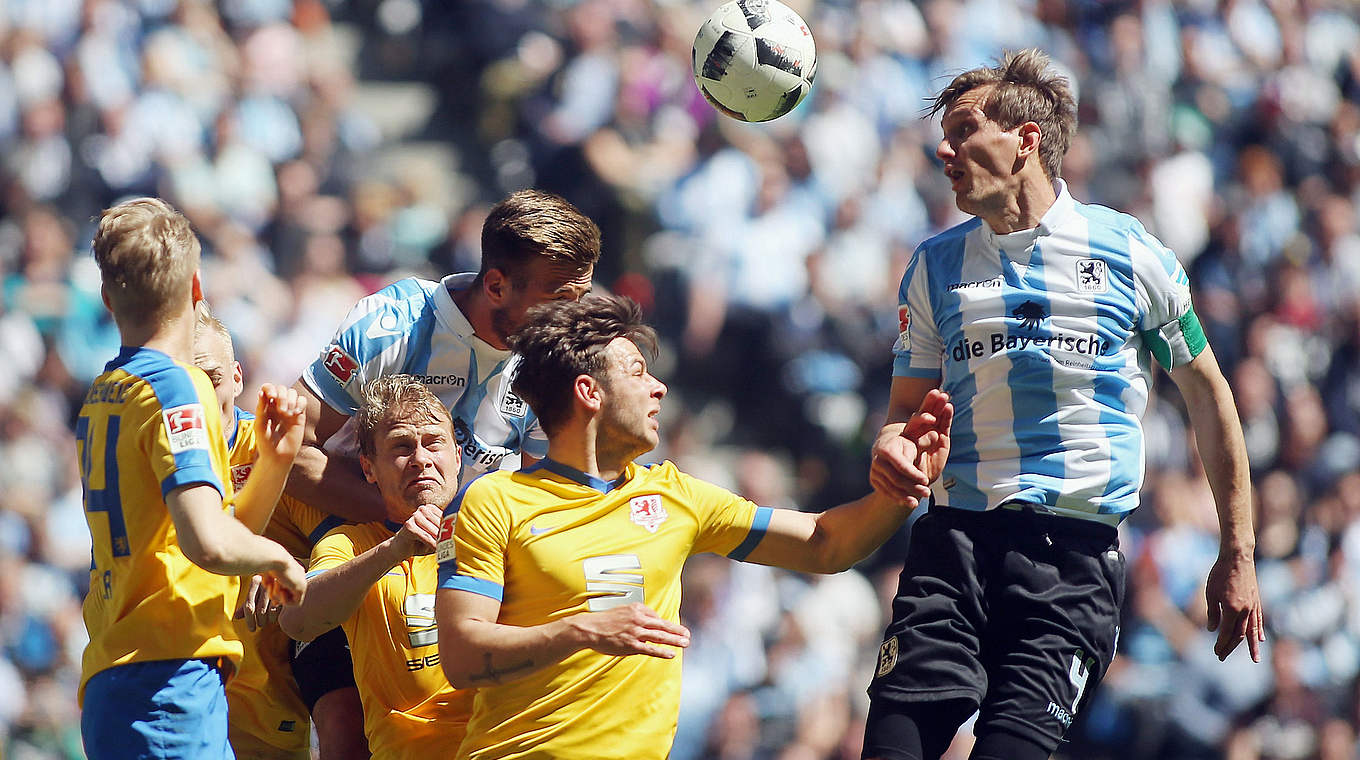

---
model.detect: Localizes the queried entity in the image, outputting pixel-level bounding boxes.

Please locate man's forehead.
[606,337,644,364]
[380,416,452,438]
[528,258,594,289]
[942,87,992,123]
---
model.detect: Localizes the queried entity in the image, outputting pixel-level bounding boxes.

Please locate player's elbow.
[180,533,232,574]
[437,632,478,688]
[278,607,320,642]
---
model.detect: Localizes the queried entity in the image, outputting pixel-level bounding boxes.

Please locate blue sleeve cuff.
[305,568,329,579]
[302,366,359,416]
[892,356,940,378]
[727,506,773,562]
[160,468,225,499]
[438,570,503,601]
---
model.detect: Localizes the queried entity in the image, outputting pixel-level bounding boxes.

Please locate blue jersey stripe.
[438,571,503,601]
[930,235,988,508]
[118,348,224,498]
[1008,240,1065,501]
[728,506,773,561]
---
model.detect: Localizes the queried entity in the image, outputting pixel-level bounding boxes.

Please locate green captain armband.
[1142,307,1208,369]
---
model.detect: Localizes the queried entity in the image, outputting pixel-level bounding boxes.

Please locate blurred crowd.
[2,0,1359,758]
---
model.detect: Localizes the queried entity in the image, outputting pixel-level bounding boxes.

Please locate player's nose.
[936,137,953,161]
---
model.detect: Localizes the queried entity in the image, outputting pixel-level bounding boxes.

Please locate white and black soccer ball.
[692,0,817,123]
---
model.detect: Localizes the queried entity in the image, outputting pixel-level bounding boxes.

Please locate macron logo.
[364,312,402,340]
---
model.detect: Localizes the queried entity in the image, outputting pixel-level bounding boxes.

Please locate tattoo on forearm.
[469,652,534,684]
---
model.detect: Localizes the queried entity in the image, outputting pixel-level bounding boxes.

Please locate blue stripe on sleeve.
[727,506,773,561]
[121,349,224,498]
[438,570,503,601]
[305,568,329,579]
[445,470,493,517]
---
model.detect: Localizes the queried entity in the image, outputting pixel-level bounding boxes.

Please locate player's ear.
[1016,122,1042,161]
[359,454,377,484]
[231,361,244,398]
[483,268,510,306]
[191,270,204,305]
[100,284,113,313]
[574,374,602,412]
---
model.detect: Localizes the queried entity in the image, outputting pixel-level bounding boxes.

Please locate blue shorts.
[82,658,235,760]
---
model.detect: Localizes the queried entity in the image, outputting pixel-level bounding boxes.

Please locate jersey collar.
[527,458,631,494]
[982,178,1078,247]
[435,273,512,359]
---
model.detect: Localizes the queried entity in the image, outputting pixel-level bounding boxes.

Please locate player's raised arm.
[228,383,307,533]
[742,389,953,574]
[280,503,442,642]
[284,378,388,522]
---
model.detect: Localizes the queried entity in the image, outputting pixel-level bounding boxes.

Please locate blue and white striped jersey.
[894,182,1207,524]
[302,273,548,483]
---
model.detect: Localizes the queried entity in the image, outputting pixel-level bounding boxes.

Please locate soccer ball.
[692,0,817,123]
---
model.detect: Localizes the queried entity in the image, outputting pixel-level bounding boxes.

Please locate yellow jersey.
[439,459,771,760]
[311,522,472,759]
[224,407,338,759]
[77,347,239,704]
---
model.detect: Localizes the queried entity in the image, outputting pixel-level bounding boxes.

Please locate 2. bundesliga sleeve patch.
[163,404,209,453]
[436,513,457,563]
[322,344,360,385]
[895,304,911,351]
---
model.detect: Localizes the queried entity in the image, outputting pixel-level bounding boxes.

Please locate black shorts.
[867,504,1125,753]
[289,626,356,713]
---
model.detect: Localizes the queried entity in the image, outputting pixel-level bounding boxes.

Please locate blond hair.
[93,198,201,326]
[193,301,235,362]
[930,49,1077,181]
[356,375,452,457]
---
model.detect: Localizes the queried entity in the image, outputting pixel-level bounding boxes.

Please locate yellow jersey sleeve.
[310,526,361,576]
[675,469,771,559]
[438,476,512,600]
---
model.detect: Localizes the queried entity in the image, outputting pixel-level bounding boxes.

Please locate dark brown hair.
[356,375,452,457]
[930,48,1077,181]
[477,190,601,286]
[507,294,657,435]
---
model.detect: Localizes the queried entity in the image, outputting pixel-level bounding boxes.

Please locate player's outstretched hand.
[394,503,443,557]
[870,389,953,506]
[575,603,691,659]
[1205,551,1265,663]
[263,557,307,607]
[910,389,953,484]
[235,574,283,632]
[254,384,307,465]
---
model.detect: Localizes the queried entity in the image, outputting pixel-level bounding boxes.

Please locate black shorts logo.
[875,636,899,678]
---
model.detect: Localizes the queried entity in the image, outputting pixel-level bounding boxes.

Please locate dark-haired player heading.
[434,294,951,760]
[863,49,1264,760]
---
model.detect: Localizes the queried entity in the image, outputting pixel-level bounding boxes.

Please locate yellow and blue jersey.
[224,407,334,759]
[438,459,772,760]
[310,522,472,759]
[77,346,238,704]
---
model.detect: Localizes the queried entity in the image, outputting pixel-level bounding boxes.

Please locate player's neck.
[545,429,635,483]
[981,174,1057,235]
[117,309,195,362]
[450,280,509,351]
